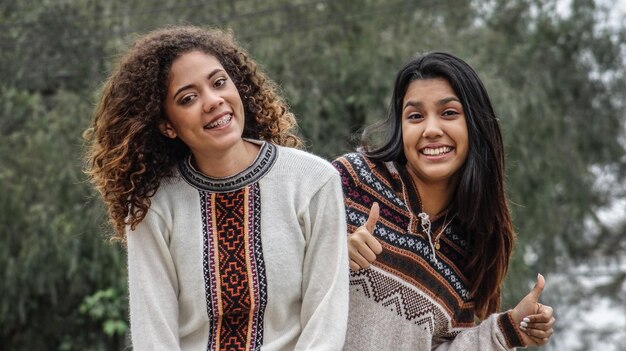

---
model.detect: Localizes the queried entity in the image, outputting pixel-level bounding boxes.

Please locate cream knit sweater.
[127,141,349,350]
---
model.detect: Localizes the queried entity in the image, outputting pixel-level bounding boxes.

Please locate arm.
[294,173,350,350]
[434,275,555,350]
[127,208,181,351]
[432,312,524,351]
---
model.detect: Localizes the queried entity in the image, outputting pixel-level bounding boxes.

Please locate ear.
[158,120,177,139]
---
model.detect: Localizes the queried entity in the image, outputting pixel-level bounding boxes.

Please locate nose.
[202,90,224,113]
[422,116,443,138]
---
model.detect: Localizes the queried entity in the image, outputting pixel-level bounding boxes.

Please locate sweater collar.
[179,140,277,192]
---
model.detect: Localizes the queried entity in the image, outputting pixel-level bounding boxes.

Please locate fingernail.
[520,321,528,328]
[523,317,530,323]
[519,324,527,331]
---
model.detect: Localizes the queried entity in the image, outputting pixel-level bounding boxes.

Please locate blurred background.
[1,0,624,350]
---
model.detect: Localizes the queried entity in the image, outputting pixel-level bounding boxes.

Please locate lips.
[204,113,232,129]
[420,146,453,156]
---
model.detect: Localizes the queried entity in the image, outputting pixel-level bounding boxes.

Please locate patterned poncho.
[333,152,525,351]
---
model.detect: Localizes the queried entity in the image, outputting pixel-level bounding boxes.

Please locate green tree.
[1,0,624,349]
[0,88,128,349]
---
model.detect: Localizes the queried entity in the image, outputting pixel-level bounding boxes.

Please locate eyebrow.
[403,96,461,110]
[172,68,224,100]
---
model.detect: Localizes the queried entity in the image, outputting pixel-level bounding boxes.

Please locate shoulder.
[274,145,339,179]
[265,145,345,201]
[148,170,196,212]
[332,152,372,171]
[331,152,380,182]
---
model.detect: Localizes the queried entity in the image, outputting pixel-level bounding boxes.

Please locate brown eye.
[442,109,459,117]
[179,94,195,105]
[214,77,227,88]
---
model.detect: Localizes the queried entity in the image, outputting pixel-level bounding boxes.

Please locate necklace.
[400,178,456,264]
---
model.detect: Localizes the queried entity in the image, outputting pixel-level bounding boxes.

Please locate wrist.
[497,310,527,348]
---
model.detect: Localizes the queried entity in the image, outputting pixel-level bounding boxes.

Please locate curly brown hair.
[84,25,302,242]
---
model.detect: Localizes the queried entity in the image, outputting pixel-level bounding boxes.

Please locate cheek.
[401,124,415,150]
[456,140,469,164]
[401,134,414,158]
[402,128,421,153]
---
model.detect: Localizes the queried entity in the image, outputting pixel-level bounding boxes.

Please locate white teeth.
[205,114,232,129]
[421,146,452,156]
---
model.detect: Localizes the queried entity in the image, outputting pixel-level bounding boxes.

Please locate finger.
[525,305,554,322]
[521,333,548,347]
[349,233,380,261]
[349,259,361,271]
[520,317,554,335]
[348,245,372,269]
[527,335,550,347]
[357,244,378,262]
[351,223,383,257]
[364,202,380,233]
[527,273,546,303]
[524,313,552,324]
[520,328,552,347]
[364,233,383,255]
[523,313,549,323]
[523,322,551,332]
[525,316,556,331]
[523,326,553,340]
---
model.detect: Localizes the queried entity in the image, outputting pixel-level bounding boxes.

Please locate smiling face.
[401,78,469,189]
[161,50,246,157]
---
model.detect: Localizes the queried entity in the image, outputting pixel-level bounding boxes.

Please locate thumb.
[364,202,380,233]
[527,273,545,302]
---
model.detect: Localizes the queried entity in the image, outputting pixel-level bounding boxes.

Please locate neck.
[192,139,260,178]
[408,169,457,217]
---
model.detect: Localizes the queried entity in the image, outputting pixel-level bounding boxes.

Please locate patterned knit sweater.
[127,141,349,351]
[332,153,525,351]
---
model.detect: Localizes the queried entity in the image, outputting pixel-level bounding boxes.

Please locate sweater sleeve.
[432,311,526,351]
[294,172,350,350]
[127,207,181,351]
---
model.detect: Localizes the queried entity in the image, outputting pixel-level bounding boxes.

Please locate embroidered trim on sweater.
[335,154,470,299]
[350,268,457,333]
[180,140,277,192]
[201,183,267,351]
[498,311,526,348]
[333,153,476,338]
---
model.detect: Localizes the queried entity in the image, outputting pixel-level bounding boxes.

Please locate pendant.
[435,242,440,250]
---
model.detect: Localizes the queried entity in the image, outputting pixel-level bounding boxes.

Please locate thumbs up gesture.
[511,274,556,346]
[348,202,383,270]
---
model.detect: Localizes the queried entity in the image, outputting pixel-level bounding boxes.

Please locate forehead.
[167,51,224,85]
[403,78,456,101]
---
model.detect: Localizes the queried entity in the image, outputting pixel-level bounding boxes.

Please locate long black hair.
[362,52,515,318]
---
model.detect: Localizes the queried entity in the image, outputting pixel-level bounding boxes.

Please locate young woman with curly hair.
[333,52,555,350]
[84,25,348,350]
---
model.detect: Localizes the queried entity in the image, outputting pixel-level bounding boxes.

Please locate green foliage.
[243,0,476,157]
[471,0,626,304]
[0,1,107,94]
[0,0,624,349]
[0,87,128,349]
[80,288,128,337]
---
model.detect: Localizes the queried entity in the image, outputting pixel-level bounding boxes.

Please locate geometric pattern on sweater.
[181,141,277,192]
[200,183,267,351]
[350,268,454,335]
[332,153,475,336]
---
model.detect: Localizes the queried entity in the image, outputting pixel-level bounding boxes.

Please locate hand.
[511,274,555,347]
[348,202,382,270]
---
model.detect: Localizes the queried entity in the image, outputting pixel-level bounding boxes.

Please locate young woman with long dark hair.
[333,52,555,350]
